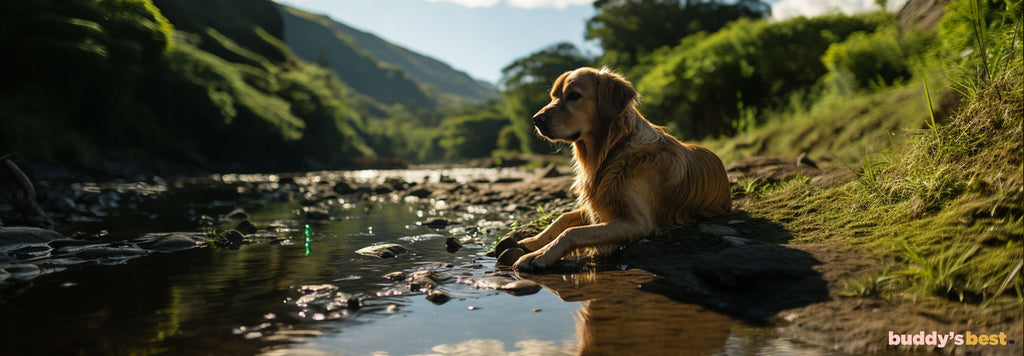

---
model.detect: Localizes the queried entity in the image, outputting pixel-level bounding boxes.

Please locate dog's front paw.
[517,236,544,252]
[512,249,560,272]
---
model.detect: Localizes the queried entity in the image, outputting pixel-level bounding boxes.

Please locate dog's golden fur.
[513,67,732,271]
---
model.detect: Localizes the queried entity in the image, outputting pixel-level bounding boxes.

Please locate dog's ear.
[596,71,638,122]
[550,70,573,99]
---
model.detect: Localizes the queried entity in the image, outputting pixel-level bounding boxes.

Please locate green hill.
[278,6,496,106]
[0,0,390,170]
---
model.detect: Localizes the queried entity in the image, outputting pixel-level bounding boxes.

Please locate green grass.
[732,56,1023,304]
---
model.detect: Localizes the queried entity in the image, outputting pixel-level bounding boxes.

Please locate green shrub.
[636,12,890,139]
[821,28,911,93]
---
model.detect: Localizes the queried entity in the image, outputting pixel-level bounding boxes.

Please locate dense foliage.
[586,0,771,70]
[635,13,890,138]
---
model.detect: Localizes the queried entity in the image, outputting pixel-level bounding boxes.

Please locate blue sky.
[274,0,907,84]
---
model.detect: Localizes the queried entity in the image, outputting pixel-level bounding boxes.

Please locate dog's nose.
[532,113,549,127]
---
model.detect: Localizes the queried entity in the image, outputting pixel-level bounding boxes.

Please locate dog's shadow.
[525,209,828,320]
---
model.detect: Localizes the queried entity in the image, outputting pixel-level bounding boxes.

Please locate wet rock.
[304,207,330,220]
[222,230,245,244]
[12,244,52,259]
[496,247,525,267]
[49,239,102,255]
[332,294,361,311]
[406,188,432,198]
[698,224,737,236]
[472,275,517,289]
[332,181,359,195]
[235,220,258,235]
[499,279,542,296]
[298,284,337,294]
[408,270,440,291]
[225,208,249,220]
[493,236,522,258]
[0,227,66,248]
[0,267,8,282]
[196,215,216,226]
[71,244,148,261]
[445,236,462,252]
[2,264,40,280]
[355,243,408,258]
[426,290,450,305]
[470,276,542,295]
[419,217,458,228]
[384,271,406,281]
[137,234,198,253]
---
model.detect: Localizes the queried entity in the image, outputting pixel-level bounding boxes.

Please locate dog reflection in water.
[528,270,733,355]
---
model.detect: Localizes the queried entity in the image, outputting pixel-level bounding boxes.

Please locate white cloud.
[507,0,592,9]
[425,0,591,9]
[426,0,500,8]
[771,0,909,20]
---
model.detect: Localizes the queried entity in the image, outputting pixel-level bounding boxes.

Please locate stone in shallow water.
[499,279,542,296]
[355,243,408,259]
[383,271,406,281]
[2,264,41,280]
[419,217,458,228]
[235,220,257,235]
[0,227,66,249]
[71,244,148,262]
[137,234,199,253]
[12,244,53,259]
[426,290,450,305]
[445,236,462,252]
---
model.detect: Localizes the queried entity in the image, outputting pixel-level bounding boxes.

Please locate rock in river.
[470,276,542,296]
[355,243,408,259]
[419,217,458,229]
[0,227,66,248]
[426,290,450,305]
[2,264,40,280]
[136,234,200,253]
[235,220,258,235]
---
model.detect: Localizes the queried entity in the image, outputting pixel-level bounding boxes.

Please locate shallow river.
[0,169,829,355]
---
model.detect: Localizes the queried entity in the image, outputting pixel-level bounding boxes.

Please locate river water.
[0,169,829,355]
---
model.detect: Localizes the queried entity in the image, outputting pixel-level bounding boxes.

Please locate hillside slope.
[278,6,496,106]
[0,0,390,171]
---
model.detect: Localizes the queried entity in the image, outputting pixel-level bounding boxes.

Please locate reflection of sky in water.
[276,291,582,355]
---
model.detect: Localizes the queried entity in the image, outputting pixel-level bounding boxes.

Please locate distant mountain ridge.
[279,6,497,106]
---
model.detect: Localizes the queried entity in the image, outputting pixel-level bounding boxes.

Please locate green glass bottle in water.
[304,224,313,256]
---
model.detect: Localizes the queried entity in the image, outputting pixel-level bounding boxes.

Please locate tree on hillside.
[499,43,591,153]
[586,0,770,70]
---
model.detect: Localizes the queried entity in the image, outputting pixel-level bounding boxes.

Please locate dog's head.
[532,67,638,143]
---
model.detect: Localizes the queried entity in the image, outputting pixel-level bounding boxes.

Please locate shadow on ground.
[617,211,828,320]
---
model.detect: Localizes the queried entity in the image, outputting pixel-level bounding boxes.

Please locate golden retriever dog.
[512,67,732,271]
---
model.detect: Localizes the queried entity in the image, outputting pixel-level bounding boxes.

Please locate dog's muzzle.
[532,112,552,136]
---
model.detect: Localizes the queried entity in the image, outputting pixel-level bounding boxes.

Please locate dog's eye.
[566,92,582,101]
